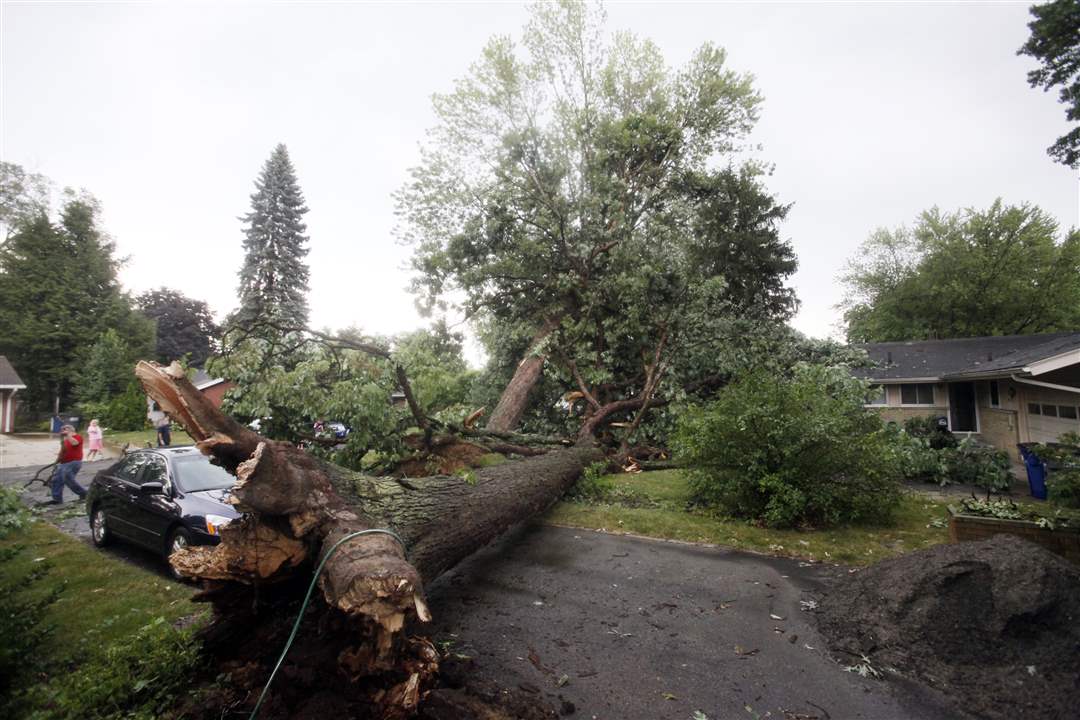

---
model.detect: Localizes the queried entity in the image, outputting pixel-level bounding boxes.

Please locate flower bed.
[948,499,1080,565]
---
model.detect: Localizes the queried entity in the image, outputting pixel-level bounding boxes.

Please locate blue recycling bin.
[50,415,82,433]
[1018,444,1050,499]
[1018,444,1048,499]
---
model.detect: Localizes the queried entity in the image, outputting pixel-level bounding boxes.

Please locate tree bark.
[134,360,600,718]
[485,319,559,432]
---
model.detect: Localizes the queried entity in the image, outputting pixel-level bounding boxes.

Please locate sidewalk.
[0,433,119,471]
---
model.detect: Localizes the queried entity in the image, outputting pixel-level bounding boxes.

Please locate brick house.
[857,332,1080,461]
[0,356,27,433]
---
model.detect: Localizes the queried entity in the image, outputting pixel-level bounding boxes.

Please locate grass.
[546,469,955,565]
[0,521,200,665]
[103,428,196,450]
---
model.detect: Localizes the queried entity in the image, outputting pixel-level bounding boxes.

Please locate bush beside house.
[674,364,902,529]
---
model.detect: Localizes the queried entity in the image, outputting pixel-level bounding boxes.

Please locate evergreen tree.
[233,144,311,331]
[0,198,153,410]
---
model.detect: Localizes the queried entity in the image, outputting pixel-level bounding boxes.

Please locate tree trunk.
[134,361,600,718]
[485,319,559,432]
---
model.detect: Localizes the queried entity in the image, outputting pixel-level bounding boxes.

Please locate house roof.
[190,368,227,390]
[856,332,1080,382]
[0,356,26,389]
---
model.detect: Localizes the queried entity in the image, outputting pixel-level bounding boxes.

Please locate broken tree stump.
[135,360,600,718]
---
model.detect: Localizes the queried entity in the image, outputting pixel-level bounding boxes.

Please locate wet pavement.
[425,524,958,720]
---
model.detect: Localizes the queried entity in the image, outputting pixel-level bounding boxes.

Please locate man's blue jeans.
[52,461,86,502]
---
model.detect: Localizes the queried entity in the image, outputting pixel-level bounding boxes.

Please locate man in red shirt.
[48,424,87,504]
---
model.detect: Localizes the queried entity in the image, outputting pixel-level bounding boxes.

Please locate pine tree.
[233,144,311,331]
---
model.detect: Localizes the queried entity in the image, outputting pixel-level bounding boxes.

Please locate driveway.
[425,524,957,720]
[0,433,120,470]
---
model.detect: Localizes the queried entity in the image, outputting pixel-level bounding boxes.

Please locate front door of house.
[949,382,978,432]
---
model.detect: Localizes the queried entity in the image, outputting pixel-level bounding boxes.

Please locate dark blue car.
[85,446,240,578]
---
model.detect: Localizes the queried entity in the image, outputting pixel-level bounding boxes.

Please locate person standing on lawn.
[49,424,87,504]
[85,418,104,461]
[155,411,171,447]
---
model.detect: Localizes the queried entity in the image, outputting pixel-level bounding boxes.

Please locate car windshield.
[172,456,236,493]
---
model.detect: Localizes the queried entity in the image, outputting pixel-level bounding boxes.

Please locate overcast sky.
[3,1,1077,360]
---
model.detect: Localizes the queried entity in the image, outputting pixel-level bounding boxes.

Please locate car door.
[99,453,152,543]
[127,454,180,553]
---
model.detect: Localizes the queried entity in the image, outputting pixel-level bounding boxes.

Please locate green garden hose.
[248,528,407,719]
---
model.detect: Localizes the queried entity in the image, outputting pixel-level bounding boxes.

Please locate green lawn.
[103,428,196,450]
[545,470,954,565]
[0,521,200,664]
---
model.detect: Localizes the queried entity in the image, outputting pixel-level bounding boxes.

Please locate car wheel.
[166,527,192,580]
[90,506,111,547]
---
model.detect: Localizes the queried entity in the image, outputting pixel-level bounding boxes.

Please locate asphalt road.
[424,523,958,720]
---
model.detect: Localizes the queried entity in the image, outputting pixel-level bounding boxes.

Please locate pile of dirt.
[816,535,1080,720]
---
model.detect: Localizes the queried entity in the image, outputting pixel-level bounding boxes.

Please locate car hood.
[180,488,241,519]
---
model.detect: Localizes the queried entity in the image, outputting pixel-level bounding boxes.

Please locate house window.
[1029,403,1042,415]
[866,385,887,405]
[1060,406,1078,420]
[988,381,1000,408]
[900,383,935,405]
[1043,404,1059,418]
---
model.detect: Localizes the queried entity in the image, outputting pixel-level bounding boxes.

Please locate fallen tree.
[135,361,600,718]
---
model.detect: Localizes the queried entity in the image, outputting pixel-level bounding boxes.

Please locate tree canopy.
[0,196,153,409]
[840,200,1080,342]
[0,161,51,243]
[232,144,311,331]
[1018,0,1080,168]
[138,287,219,367]
[398,0,796,443]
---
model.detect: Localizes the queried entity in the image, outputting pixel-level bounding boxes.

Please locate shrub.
[902,415,958,449]
[884,427,1011,493]
[0,488,30,539]
[1035,434,1080,508]
[673,364,902,528]
[946,436,1012,496]
[79,379,147,432]
[884,428,950,485]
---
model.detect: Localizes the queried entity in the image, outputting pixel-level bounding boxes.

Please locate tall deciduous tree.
[138,287,219,366]
[1018,0,1080,168]
[840,200,1080,342]
[0,197,153,409]
[0,161,51,243]
[233,144,311,330]
[75,329,137,404]
[398,1,796,439]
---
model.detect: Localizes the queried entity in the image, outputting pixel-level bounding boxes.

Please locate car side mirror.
[140,481,164,495]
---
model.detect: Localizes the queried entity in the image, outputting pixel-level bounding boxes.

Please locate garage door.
[1025,388,1080,443]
